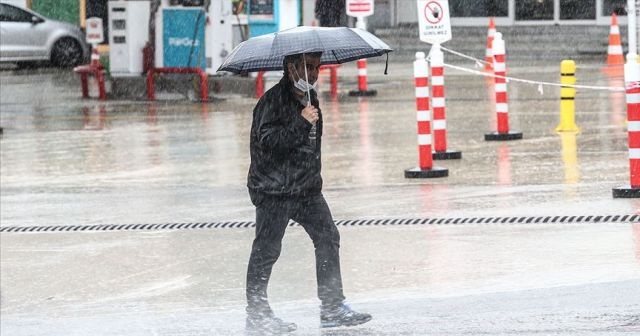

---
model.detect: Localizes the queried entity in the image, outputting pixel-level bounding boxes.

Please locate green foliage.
[100,54,110,74]
[31,0,79,25]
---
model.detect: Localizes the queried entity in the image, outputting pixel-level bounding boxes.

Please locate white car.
[0,2,89,67]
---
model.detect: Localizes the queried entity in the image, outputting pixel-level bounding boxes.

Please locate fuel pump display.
[249,0,274,16]
[247,0,298,38]
[169,0,205,6]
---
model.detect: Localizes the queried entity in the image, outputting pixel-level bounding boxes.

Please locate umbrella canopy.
[217,26,392,74]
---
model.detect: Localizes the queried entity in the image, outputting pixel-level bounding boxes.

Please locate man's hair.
[283,52,322,76]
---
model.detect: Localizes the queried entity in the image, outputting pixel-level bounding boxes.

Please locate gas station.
[106,0,303,74]
[107,0,234,76]
[95,0,304,99]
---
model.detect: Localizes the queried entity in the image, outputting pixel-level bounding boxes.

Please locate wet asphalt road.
[1,59,639,335]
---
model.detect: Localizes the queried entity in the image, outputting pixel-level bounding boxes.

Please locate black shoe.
[320,303,372,328]
[246,312,297,334]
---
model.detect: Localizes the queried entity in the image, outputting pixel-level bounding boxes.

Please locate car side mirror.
[31,16,43,24]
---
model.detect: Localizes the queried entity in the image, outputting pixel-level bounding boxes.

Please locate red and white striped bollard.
[349,17,377,97]
[90,43,106,100]
[255,71,265,99]
[405,51,448,178]
[90,44,101,68]
[613,54,640,198]
[485,32,522,141]
[357,59,368,91]
[429,43,461,160]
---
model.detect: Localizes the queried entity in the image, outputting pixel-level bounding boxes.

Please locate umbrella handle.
[303,54,312,106]
[305,55,316,143]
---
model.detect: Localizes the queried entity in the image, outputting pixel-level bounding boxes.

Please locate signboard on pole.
[346,0,374,18]
[417,0,451,44]
[86,17,104,44]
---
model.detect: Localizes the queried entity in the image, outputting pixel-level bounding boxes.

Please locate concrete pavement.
[1,58,639,335]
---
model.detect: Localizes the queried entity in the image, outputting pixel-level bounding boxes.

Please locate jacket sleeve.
[255,97,312,152]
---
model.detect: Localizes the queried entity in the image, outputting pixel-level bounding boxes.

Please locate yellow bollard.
[555,60,580,132]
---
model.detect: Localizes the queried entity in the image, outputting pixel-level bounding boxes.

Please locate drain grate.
[0,215,638,234]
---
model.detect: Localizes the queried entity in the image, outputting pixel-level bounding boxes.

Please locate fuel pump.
[154,0,232,74]
[108,0,151,76]
[206,0,233,75]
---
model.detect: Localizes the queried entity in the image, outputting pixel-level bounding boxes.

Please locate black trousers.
[246,193,345,313]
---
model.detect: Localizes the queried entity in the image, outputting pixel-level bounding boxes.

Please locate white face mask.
[294,77,317,92]
[293,65,317,92]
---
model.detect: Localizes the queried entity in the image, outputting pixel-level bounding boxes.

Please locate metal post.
[628,0,638,57]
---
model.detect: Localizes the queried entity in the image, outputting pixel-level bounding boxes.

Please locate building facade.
[15,1,635,28]
[377,0,631,28]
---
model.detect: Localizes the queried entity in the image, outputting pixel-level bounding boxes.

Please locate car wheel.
[51,38,83,68]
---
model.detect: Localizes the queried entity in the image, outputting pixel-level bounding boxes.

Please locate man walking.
[245,52,372,333]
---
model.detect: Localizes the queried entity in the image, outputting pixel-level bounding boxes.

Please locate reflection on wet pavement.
[1,64,637,226]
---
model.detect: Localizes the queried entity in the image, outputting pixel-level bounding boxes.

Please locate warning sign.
[85,17,104,44]
[346,0,374,18]
[417,0,451,44]
[424,2,443,24]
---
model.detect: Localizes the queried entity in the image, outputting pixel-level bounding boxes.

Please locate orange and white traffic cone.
[607,13,624,66]
[484,17,496,71]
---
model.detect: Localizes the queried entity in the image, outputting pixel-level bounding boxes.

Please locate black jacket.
[247,76,323,202]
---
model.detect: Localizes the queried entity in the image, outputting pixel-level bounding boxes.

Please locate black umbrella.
[218,26,392,144]
[217,26,392,74]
